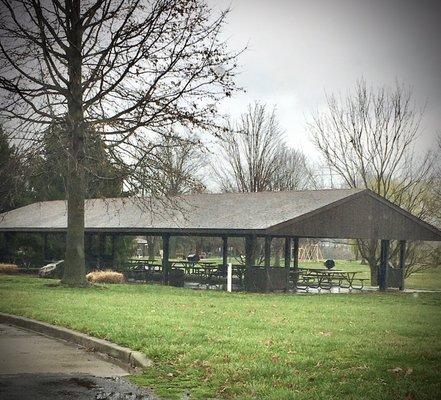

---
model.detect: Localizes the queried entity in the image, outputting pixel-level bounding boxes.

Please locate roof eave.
[0,226,267,237]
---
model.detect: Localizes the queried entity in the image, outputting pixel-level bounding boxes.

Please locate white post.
[227,263,232,292]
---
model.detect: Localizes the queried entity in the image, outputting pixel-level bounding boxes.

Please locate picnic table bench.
[297,268,368,291]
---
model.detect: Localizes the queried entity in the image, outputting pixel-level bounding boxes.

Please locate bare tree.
[308,79,438,283]
[213,102,316,264]
[136,132,207,261]
[434,135,441,225]
[0,0,240,285]
[136,132,206,197]
[270,146,317,191]
[156,135,206,195]
[214,102,316,192]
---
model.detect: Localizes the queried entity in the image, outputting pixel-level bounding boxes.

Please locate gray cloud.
[211,0,441,156]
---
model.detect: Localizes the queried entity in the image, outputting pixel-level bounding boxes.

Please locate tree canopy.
[0,0,240,285]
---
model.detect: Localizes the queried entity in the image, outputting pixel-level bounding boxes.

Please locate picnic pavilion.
[0,188,440,292]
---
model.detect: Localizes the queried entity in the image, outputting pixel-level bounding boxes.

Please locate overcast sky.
[210,0,441,158]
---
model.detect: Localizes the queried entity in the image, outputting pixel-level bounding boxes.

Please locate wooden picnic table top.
[299,268,364,274]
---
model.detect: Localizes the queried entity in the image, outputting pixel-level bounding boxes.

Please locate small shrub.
[0,264,19,274]
[86,269,125,284]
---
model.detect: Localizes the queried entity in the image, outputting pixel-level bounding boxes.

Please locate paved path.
[0,323,157,400]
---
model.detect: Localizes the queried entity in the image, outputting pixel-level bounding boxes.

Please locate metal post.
[284,237,292,291]
[399,240,406,291]
[227,263,232,292]
[43,233,49,262]
[85,233,92,267]
[111,234,117,269]
[98,233,105,268]
[2,232,13,262]
[0,233,4,262]
[292,237,299,290]
[222,236,228,266]
[244,235,256,291]
[264,236,271,267]
[264,236,272,292]
[162,234,170,284]
[61,232,66,254]
[379,239,390,291]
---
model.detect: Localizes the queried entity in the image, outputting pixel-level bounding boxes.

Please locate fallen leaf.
[388,367,403,374]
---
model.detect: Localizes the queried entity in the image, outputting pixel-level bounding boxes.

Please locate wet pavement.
[0,373,156,400]
[0,324,158,400]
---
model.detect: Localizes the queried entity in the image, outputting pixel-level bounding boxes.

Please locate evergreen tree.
[0,126,22,213]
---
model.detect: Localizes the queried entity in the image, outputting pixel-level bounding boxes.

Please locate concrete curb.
[0,312,152,370]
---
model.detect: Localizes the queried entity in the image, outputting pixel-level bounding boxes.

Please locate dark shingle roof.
[0,188,362,233]
[1,188,440,241]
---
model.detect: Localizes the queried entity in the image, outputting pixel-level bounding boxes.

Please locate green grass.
[1,275,441,399]
[405,268,441,291]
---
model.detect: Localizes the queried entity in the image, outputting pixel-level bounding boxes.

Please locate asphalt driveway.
[0,323,157,400]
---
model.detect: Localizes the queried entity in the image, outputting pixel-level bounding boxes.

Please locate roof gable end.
[268,189,441,241]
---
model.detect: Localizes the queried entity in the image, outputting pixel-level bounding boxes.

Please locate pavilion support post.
[85,233,92,269]
[264,236,272,292]
[3,232,13,263]
[292,237,299,291]
[284,237,292,291]
[111,234,117,269]
[379,239,390,291]
[399,240,406,291]
[162,234,170,284]
[0,233,4,262]
[264,236,271,267]
[244,235,256,291]
[222,236,228,266]
[43,233,49,262]
[61,232,66,255]
[98,233,106,268]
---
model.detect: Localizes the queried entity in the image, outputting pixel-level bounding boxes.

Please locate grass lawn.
[1,276,441,399]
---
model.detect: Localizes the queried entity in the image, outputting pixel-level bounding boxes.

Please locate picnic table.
[170,260,217,276]
[123,260,162,281]
[297,268,368,291]
[125,259,220,283]
[168,261,228,288]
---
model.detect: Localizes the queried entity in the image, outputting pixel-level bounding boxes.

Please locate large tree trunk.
[369,258,379,286]
[63,145,86,285]
[357,239,379,286]
[62,0,87,286]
